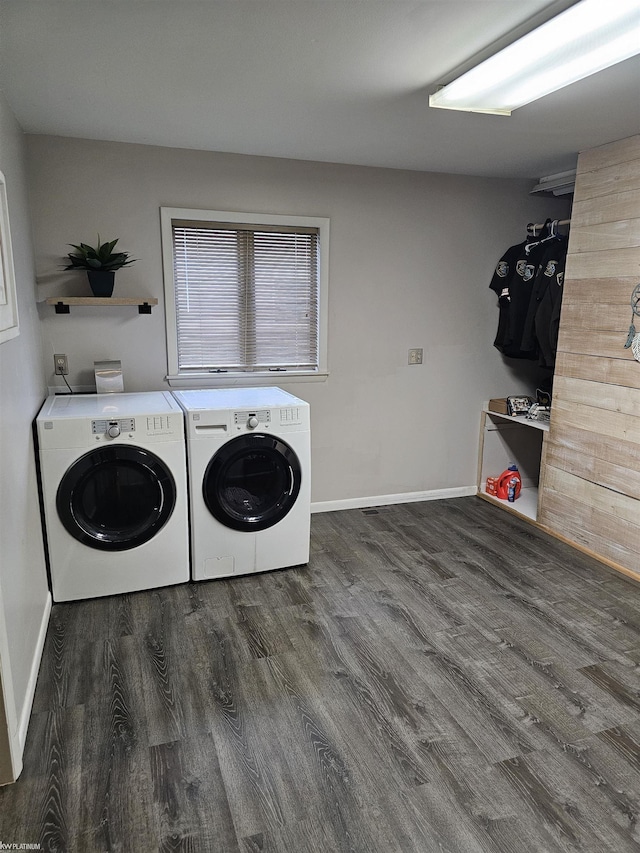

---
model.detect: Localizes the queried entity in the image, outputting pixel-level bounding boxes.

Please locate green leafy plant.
[64,236,136,271]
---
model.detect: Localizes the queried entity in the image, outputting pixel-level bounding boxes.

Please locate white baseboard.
[18,592,52,749]
[311,486,476,514]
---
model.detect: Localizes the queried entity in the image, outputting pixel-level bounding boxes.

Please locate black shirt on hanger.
[521,236,568,353]
[489,241,525,355]
[534,238,568,368]
[490,239,548,359]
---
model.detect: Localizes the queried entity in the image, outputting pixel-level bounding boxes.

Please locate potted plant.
[64,236,136,297]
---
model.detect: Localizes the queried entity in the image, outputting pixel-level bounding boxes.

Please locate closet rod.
[528,218,571,233]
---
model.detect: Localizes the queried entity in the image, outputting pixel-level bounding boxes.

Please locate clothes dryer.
[173,388,310,581]
[36,392,190,601]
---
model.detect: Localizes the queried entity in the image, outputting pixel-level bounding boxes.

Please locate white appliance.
[173,387,311,581]
[36,392,190,602]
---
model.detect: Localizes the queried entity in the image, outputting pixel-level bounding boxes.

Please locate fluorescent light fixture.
[429,0,640,115]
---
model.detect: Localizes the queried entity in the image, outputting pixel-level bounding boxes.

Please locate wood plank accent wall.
[539,134,640,578]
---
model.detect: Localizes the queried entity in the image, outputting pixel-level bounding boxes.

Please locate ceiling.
[1,0,639,180]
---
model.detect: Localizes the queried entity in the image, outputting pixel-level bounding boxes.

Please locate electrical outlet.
[408,348,423,365]
[54,353,68,375]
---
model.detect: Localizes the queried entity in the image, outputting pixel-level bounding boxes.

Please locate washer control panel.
[92,418,135,436]
[234,410,271,430]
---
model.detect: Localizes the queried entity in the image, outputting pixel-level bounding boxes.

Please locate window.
[161,208,329,380]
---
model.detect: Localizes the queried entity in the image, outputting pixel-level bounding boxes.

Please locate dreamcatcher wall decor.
[624,283,640,363]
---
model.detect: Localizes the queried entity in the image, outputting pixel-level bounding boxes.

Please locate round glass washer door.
[203,434,302,532]
[56,445,177,551]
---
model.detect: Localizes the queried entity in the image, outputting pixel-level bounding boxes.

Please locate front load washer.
[173,387,310,581]
[36,392,190,601]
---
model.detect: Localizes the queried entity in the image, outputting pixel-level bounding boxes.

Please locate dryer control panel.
[230,405,306,432]
[90,414,179,441]
[92,418,136,437]
[235,410,271,430]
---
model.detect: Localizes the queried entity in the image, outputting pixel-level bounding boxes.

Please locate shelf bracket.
[138,302,152,314]
[54,301,70,314]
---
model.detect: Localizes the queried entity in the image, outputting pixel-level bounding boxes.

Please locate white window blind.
[171,220,320,373]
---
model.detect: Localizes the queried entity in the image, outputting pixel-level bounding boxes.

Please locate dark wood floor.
[2,497,640,852]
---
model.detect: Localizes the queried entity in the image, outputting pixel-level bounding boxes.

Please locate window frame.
[160,207,329,385]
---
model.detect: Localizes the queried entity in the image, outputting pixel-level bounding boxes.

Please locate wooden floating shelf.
[46,297,158,314]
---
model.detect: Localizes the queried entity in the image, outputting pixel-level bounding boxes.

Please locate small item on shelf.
[507,396,534,416]
[63,235,136,297]
[486,476,499,496]
[488,398,509,415]
[526,403,551,423]
[496,465,521,500]
[536,379,552,407]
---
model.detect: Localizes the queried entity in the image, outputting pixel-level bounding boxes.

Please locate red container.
[496,465,521,500]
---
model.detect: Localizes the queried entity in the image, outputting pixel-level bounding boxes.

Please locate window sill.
[165,371,329,387]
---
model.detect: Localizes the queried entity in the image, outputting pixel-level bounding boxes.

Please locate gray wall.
[0,94,50,783]
[27,135,569,505]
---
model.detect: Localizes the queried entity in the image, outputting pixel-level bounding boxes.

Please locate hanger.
[539,219,561,245]
[525,219,568,255]
[525,218,552,254]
